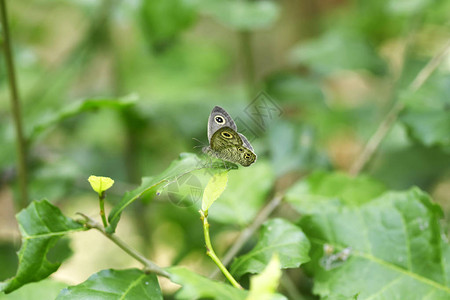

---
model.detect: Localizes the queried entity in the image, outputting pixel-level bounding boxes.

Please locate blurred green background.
[1,0,449,298]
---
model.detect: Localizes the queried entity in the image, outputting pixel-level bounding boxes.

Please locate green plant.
[1,0,450,299]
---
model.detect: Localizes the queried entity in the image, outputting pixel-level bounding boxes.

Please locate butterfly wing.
[207,106,237,143]
[238,133,254,152]
[210,127,256,167]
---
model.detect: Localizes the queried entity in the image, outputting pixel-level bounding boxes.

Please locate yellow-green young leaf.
[202,172,228,211]
[88,176,114,194]
[247,254,281,300]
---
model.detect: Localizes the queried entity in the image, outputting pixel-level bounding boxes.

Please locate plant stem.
[239,30,256,101]
[349,39,450,176]
[408,40,450,93]
[280,272,307,300]
[99,192,108,227]
[78,213,170,278]
[0,0,28,208]
[209,193,283,278]
[200,210,243,289]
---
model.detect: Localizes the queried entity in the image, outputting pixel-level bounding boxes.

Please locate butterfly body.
[203,106,256,167]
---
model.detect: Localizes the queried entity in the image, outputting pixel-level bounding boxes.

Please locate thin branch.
[280,272,308,300]
[0,0,28,208]
[349,101,404,176]
[77,213,171,278]
[239,30,256,101]
[209,193,284,278]
[408,40,450,93]
[349,39,450,176]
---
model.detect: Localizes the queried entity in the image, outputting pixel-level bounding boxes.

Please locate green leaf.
[201,0,280,31]
[247,254,282,300]
[88,175,115,194]
[299,187,450,299]
[0,200,85,294]
[107,153,225,233]
[0,279,68,300]
[230,218,310,278]
[286,171,386,214]
[168,267,247,300]
[57,269,162,300]
[28,94,138,142]
[209,161,275,226]
[202,171,228,211]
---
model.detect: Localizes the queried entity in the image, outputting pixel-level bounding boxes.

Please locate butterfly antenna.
[192,138,207,149]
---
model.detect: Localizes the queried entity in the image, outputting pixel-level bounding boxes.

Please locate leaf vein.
[396,204,413,271]
[23,228,86,239]
[365,275,403,300]
[309,237,450,294]
[118,273,148,300]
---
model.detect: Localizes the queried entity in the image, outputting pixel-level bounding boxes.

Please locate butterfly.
[202,106,256,167]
